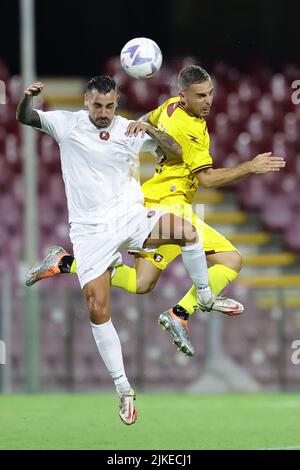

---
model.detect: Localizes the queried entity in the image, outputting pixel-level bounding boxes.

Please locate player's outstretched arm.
[16,82,44,128]
[126,121,182,159]
[196,152,286,189]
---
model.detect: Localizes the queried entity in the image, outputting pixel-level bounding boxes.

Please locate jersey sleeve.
[34,109,73,143]
[130,133,158,155]
[147,99,171,127]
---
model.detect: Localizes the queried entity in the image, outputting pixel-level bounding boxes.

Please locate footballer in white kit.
[35,108,165,288]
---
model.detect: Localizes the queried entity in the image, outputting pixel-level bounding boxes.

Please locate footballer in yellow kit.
[140,96,237,271]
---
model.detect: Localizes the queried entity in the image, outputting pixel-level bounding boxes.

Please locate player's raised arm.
[16,82,44,127]
[196,152,286,189]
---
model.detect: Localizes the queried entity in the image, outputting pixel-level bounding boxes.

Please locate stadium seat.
[8,75,23,107]
[284,215,300,251]
[0,194,21,232]
[39,134,60,171]
[239,176,269,210]
[261,193,294,231]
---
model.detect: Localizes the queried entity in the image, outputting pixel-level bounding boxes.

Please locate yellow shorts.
[138,198,237,271]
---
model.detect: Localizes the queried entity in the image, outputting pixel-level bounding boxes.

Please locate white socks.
[181,240,212,304]
[91,319,131,394]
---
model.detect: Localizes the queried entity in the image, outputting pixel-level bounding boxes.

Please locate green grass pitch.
[0,393,299,450]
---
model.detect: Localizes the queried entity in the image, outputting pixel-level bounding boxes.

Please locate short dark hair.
[85,75,117,94]
[178,65,210,90]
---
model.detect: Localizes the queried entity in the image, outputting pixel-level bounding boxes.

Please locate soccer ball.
[120,37,162,79]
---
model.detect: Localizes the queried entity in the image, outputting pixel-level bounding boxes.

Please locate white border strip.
[258,445,300,450]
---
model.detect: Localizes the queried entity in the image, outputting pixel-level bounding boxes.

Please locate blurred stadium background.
[0,0,300,450]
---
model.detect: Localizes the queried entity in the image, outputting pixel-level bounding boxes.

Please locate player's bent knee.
[223,251,243,272]
[182,223,198,245]
[136,277,157,294]
[232,251,243,272]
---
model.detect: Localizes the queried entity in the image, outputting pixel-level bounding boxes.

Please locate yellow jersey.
[142,97,213,204]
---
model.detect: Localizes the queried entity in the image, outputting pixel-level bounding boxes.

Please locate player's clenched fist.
[24,82,44,96]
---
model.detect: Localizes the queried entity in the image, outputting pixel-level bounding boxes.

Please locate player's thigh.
[200,221,242,270]
[135,244,181,272]
[192,215,237,253]
[192,213,242,272]
[83,270,111,315]
[136,204,193,271]
[70,222,122,289]
[206,251,242,272]
[146,213,196,246]
[134,256,162,293]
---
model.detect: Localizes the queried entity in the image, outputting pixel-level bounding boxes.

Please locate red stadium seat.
[39,133,60,171]
[261,193,294,231]
[239,175,270,210]
[284,215,300,251]
[8,76,23,107]
[0,194,21,233]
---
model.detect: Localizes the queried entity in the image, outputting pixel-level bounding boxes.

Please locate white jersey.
[35,109,157,223]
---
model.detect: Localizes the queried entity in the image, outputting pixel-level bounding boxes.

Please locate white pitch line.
[265,401,300,408]
[257,445,300,450]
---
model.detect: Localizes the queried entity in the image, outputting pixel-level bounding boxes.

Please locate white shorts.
[70,204,166,288]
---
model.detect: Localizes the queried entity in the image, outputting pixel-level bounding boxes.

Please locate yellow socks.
[70,259,77,274]
[177,264,239,314]
[207,263,239,296]
[69,259,237,308]
[111,264,137,293]
[69,259,136,293]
